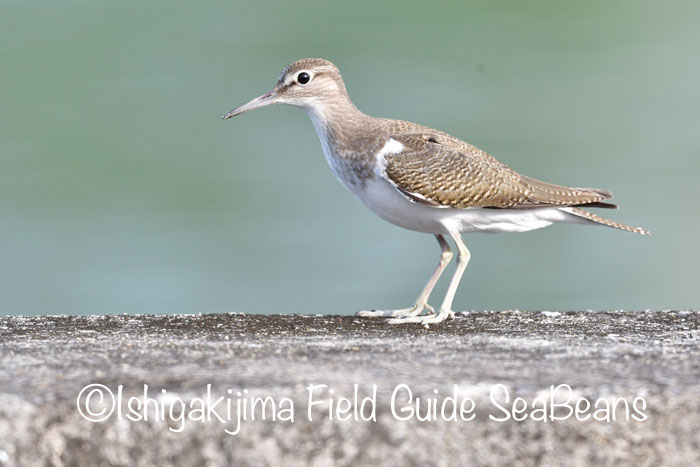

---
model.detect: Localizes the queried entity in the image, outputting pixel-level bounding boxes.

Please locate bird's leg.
[387,231,470,325]
[357,235,453,319]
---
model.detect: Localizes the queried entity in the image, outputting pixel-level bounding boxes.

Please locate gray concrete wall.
[1,311,698,466]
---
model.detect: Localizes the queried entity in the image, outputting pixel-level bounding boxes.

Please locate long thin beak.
[222,90,277,120]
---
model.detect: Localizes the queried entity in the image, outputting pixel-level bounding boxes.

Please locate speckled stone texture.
[0,311,698,466]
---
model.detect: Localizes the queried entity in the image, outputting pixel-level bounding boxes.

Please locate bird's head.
[222,58,349,119]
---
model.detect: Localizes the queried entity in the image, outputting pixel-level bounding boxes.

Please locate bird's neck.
[303,97,378,160]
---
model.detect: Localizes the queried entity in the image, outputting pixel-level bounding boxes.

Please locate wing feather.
[382,133,613,209]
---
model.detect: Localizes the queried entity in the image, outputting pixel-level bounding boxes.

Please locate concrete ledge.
[0,311,698,466]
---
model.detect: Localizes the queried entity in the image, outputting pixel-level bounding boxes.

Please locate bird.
[222,58,649,325]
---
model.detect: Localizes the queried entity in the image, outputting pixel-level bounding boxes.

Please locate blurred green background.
[1,0,698,316]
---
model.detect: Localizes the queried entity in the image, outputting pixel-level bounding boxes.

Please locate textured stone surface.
[0,311,699,466]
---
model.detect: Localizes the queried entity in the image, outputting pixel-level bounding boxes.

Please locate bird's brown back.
[381,119,613,209]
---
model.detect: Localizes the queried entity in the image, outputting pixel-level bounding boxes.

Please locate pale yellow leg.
[387,231,470,325]
[357,235,453,319]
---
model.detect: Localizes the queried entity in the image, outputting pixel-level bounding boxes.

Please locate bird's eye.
[296,72,311,85]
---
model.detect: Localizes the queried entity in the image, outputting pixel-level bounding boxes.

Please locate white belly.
[348,175,580,235]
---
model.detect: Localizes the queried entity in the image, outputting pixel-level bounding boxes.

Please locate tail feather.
[566,207,650,235]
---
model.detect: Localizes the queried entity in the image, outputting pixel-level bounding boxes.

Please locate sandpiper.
[223,58,648,325]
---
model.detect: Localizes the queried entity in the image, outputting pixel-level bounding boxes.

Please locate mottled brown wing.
[382,133,613,209]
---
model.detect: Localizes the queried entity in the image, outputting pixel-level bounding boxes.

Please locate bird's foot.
[386,308,455,325]
[356,302,435,319]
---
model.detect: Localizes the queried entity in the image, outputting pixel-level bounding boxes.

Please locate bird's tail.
[564,207,651,235]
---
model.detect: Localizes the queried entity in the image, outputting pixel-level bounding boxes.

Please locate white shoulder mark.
[375,138,404,178]
[376,138,404,160]
[375,138,447,208]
